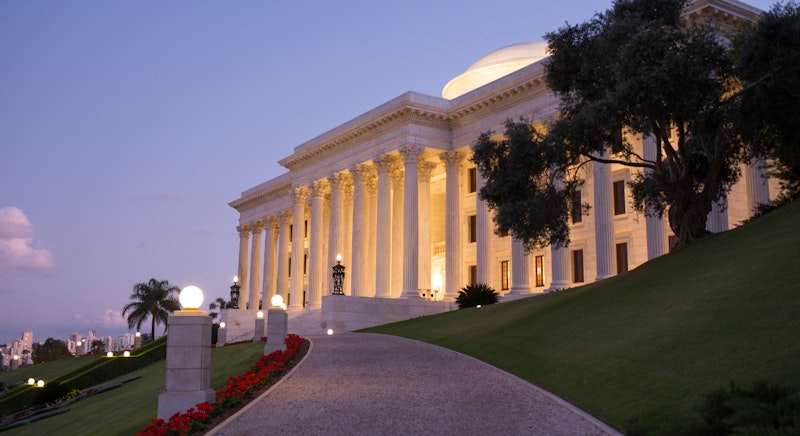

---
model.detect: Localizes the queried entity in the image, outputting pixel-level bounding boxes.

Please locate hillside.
[365,201,800,434]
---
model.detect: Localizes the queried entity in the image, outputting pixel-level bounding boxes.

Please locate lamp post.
[230,276,241,309]
[264,295,288,355]
[332,253,345,295]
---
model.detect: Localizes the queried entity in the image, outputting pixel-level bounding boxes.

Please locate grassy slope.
[364,200,800,434]
[2,342,266,436]
[0,355,101,386]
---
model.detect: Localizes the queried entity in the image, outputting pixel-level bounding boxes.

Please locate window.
[616,243,628,274]
[289,225,293,242]
[501,260,509,290]
[288,257,291,277]
[613,180,626,215]
[303,254,308,275]
[304,220,308,239]
[468,167,477,193]
[535,255,545,287]
[668,235,678,251]
[572,249,584,283]
[469,265,477,286]
[468,215,477,243]
[571,190,583,224]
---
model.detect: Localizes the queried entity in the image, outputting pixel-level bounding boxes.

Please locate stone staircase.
[287,308,325,337]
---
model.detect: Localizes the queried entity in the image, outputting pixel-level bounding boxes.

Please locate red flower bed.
[136,334,303,436]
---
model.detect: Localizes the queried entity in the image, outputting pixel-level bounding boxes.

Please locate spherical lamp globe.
[271,294,284,308]
[179,285,204,310]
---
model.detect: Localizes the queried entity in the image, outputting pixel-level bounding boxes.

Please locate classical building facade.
[228,0,776,333]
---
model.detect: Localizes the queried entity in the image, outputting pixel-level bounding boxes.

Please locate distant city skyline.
[0,0,776,344]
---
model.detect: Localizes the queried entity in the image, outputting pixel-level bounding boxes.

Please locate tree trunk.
[668,192,711,246]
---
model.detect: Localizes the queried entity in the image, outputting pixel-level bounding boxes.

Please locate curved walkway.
[208,332,620,435]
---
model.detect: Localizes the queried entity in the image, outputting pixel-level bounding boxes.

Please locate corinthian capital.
[237,224,251,238]
[418,160,437,181]
[292,186,310,204]
[399,144,424,165]
[440,151,465,171]
[372,154,400,174]
[310,179,329,198]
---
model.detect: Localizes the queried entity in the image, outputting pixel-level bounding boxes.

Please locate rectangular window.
[468,215,477,243]
[535,255,545,287]
[288,257,291,277]
[572,249,584,283]
[613,180,626,215]
[304,220,308,239]
[616,243,629,274]
[571,190,583,223]
[501,260,509,290]
[468,167,477,193]
[469,265,477,286]
[289,225,293,242]
[303,254,308,275]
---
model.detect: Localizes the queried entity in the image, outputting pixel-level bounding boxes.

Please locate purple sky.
[0,0,775,344]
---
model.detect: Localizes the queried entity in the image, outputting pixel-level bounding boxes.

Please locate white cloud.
[102,309,127,327]
[0,207,55,275]
[70,309,128,328]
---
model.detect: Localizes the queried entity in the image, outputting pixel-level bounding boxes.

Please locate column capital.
[279,209,293,225]
[310,179,329,198]
[391,166,404,189]
[251,220,266,234]
[440,151,465,172]
[292,186,310,204]
[399,144,424,164]
[237,224,251,237]
[349,163,376,183]
[372,154,400,174]
[418,160,437,182]
[328,171,352,190]
[264,215,279,229]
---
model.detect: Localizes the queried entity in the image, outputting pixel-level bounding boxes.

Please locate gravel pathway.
[208,332,620,436]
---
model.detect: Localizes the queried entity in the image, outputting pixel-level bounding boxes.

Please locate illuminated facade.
[228,0,776,334]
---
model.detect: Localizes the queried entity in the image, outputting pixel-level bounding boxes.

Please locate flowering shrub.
[135,334,302,436]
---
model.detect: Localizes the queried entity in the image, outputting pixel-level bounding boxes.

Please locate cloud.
[69,309,128,328]
[0,207,55,275]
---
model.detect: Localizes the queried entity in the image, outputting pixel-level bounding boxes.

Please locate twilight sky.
[0,0,774,344]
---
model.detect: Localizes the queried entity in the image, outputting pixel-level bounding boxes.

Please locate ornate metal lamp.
[229,276,241,309]
[332,253,345,295]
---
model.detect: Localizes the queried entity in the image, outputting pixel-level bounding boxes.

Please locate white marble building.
[227,0,776,336]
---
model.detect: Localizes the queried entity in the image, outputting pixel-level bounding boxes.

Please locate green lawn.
[364,201,800,434]
[0,355,101,387]
[1,342,266,436]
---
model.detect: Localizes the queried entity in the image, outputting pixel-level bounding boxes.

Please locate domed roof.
[442,41,549,100]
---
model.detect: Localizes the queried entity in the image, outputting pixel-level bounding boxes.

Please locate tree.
[32,338,72,364]
[473,0,748,248]
[90,340,105,356]
[735,2,800,201]
[122,278,181,340]
[208,296,233,323]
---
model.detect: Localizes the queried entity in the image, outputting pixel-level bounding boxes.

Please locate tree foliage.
[474,0,753,248]
[208,296,233,323]
[32,338,72,364]
[735,2,800,200]
[122,278,180,340]
[455,283,500,309]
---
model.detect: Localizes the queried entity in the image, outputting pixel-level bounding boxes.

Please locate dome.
[442,42,549,100]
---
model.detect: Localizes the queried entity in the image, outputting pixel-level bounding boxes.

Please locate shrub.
[455,283,500,309]
[700,380,800,434]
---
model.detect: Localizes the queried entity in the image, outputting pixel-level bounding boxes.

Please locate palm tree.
[208,297,232,323]
[122,278,181,340]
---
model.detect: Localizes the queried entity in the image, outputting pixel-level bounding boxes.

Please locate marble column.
[643,135,667,259]
[308,180,328,309]
[509,236,532,295]
[418,160,437,292]
[248,220,265,310]
[390,167,404,297]
[706,199,729,233]
[343,183,354,296]
[290,187,309,310]
[327,172,348,296]
[400,144,423,298]
[593,151,614,280]
[373,155,398,298]
[440,151,464,300]
[746,159,770,214]
[261,216,278,307]
[276,210,291,302]
[236,224,251,309]
[366,172,378,297]
[548,175,570,291]
[349,164,374,297]
[476,170,493,286]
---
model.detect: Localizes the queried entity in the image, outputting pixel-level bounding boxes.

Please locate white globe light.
[179,285,204,310]
[279,303,287,310]
[327,329,334,335]
[219,322,226,328]
[257,311,264,319]
[135,332,141,337]
[271,294,284,307]
[36,380,44,388]
[27,378,35,385]
[123,351,131,357]
[106,352,113,358]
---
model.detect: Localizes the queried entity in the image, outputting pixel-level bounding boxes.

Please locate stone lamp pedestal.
[264,309,287,355]
[157,312,215,420]
[254,317,266,342]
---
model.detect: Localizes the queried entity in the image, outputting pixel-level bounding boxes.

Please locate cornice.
[229,177,292,212]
